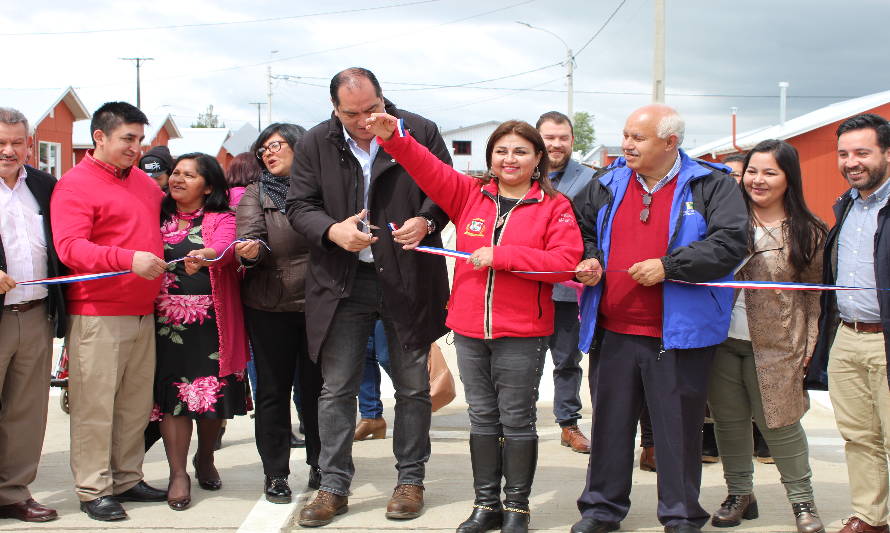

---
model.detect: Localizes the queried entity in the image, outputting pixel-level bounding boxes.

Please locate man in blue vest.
[536,111,594,454]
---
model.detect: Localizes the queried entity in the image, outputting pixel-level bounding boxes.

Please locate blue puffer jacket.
[573,149,748,352]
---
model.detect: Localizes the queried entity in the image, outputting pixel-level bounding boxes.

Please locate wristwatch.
[421,216,436,235]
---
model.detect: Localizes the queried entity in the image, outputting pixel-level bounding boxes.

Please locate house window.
[39,141,62,177]
[453,140,471,155]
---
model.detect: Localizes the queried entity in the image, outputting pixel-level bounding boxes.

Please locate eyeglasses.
[255,140,288,159]
[640,193,652,223]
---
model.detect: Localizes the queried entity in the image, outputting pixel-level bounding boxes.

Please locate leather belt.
[842,320,883,334]
[3,298,46,313]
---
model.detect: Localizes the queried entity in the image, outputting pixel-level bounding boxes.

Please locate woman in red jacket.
[366,114,583,533]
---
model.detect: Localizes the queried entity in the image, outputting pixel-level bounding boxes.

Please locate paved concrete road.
[0,335,853,532]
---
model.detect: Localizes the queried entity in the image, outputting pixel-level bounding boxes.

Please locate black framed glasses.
[640,193,652,223]
[255,140,289,159]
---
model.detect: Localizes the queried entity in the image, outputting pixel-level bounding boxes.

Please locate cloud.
[6,0,889,148]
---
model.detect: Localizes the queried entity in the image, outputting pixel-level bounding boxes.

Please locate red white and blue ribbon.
[17,238,269,286]
[403,242,889,291]
[18,271,130,286]
[395,118,407,138]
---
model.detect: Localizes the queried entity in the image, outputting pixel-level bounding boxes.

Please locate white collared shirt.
[343,126,380,263]
[0,166,48,305]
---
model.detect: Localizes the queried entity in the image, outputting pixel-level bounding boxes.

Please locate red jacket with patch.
[379,133,583,339]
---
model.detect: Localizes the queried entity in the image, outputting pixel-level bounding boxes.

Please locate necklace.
[495,190,527,229]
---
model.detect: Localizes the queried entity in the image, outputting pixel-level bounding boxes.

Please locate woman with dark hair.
[225,152,262,207]
[234,123,323,503]
[707,139,827,533]
[365,115,582,533]
[153,153,250,510]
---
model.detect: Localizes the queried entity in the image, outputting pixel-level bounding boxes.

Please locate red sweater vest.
[600,176,676,337]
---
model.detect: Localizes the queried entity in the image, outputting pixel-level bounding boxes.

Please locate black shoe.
[193,454,222,491]
[308,467,322,490]
[80,496,127,521]
[457,434,504,533]
[502,437,537,533]
[665,525,703,533]
[115,481,167,502]
[265,476,292,504]
[571,517,621,533]
[290,432,305,448]
[457,506,503,532]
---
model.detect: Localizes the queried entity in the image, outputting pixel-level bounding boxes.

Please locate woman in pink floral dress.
[154,153,250,510]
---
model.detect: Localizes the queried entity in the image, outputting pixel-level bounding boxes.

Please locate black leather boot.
[456,434,503,533]
[501,437,538,533]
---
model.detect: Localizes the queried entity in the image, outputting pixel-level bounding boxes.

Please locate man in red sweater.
[50,102,168,521]
[570,105,748,533]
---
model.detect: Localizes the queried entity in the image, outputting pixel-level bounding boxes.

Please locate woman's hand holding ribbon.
[467,247,494,271]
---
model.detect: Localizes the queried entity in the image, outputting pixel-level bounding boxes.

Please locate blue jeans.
[358,320,392,419]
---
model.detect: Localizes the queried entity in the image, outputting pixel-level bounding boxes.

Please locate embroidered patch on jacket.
[557,212,575,224]
[464,218,486,237]
[683,201,696,216]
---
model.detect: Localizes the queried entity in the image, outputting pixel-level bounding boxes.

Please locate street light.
[516,21,573,119]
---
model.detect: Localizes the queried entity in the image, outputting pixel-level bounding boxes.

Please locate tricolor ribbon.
[406,244,889,291]
[17,238,269,286]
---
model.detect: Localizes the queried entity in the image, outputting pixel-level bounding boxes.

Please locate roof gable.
[0,86,90,134]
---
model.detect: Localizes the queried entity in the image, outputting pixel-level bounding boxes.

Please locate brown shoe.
[0,498,58,522]
[560,425,591,454]
[354,417,387,441]
[297,490,348,527]
[385,484,424,519]
[792,501,824,533]
[640,446,656,472]
[712,494,759,527]
[838,517,889,533]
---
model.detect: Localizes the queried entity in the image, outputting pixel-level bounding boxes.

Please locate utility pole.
[566,47,574,119]
[516,22,573,119]
[249,102,266,131]
[267,66,273,124]
[652,0,665,103]
[120,57,154,109]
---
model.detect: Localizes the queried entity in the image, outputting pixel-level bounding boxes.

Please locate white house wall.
[442,124,498,174]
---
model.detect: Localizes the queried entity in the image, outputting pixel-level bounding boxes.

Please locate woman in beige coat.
[707,140,827,533]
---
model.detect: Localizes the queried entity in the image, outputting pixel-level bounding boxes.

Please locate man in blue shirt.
[810,113,890,533]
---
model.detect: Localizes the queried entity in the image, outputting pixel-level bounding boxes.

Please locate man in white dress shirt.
[0,107,67,523]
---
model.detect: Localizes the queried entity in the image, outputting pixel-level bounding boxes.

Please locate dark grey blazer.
[552,158,595,303]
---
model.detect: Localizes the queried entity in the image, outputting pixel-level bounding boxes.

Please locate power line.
[0,0,442,36]
[69,0,537,89]
[271,75,860,99]
[574,0,628,57]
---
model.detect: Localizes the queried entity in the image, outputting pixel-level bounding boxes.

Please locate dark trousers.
[244,307,321,477]
[454,333,547,437]
[578,329,714,528]
[548,301,584,426]
[316,264,431,496]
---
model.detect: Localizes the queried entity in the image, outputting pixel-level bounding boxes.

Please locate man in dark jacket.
[0,107,67,523]
[570,104,748,533]
[286,67,450,527]
[808,113,890,533]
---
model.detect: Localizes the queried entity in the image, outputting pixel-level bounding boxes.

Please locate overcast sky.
[5,0,889,148]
